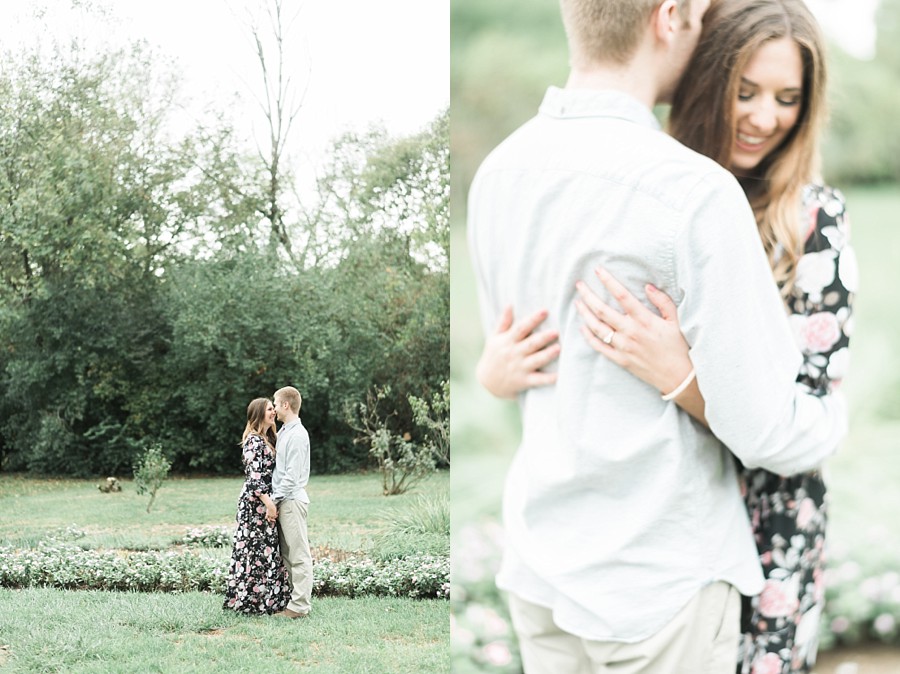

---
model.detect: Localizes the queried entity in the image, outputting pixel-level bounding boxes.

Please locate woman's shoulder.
[803,183,847,220]
[243,433,267,450]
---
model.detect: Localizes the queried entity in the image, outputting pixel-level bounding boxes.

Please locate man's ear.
[652,0,680,47]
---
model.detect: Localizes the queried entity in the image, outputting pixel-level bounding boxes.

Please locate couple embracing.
[223,386,312,619]
[469,0,854,671]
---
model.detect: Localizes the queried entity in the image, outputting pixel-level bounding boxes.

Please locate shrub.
[347,386,437,495]
[133,444,171,512]
[0,543,449,600]
[372,493,450,561]
[181,526,233,548]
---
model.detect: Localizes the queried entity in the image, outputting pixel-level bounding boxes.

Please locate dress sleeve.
[787,186,856,396]
[242,435,270,497]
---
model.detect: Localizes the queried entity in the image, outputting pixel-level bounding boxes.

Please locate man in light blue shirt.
[468,0,846,670]
[272,385,312,618]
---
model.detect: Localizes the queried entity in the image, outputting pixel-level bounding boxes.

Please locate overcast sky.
[0,0,449,188]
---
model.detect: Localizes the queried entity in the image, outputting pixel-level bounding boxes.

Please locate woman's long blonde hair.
[242,397,277,452]
[668,0,827,296]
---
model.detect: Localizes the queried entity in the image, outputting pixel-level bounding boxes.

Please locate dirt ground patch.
[814,645,900,673]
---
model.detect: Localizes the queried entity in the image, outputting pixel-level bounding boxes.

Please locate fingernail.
[646,284,657,293]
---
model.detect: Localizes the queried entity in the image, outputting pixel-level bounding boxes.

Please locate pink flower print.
[751,652,783,674]
[265,547,273,557]
[250,471,262,480]
[796,498,817,529]
[256,505,266,514]
[236,540,246,549]
[758,578,800,618]
[799,312,841,353]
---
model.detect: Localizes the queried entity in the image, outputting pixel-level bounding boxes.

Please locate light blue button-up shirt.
[468,87,847,642]
[272,418,310,504]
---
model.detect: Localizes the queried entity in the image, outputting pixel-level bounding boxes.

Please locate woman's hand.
[574,268,693,395]
[266,503,278,523]
[476,305,561,399]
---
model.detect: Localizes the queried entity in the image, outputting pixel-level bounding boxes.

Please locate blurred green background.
[451,0,900,627]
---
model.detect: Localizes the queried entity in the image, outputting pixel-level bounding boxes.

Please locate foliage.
[410,380,450,466]
[133,444,171,513]
[181,526,233,549]
[348,386,438,495]
[0,40,449,476]
[0,542,448,600]
[372,492,450,561]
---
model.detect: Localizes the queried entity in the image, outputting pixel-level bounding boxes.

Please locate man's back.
[468,87,765,641]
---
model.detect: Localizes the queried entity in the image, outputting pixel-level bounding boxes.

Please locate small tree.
[133,444,171,513]
[347,386,436,496]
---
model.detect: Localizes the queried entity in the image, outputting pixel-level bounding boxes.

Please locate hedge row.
[0,542,449,600]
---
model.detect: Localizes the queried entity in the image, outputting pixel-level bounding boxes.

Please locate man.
[467,0,846,670]
[271,385,313,619]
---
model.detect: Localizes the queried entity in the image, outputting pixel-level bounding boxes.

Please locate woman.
[477,1,855,672]
[223,397,292,615]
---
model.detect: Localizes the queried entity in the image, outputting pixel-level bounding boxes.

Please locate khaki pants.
[508,582,740,674]
[277,499,313,615]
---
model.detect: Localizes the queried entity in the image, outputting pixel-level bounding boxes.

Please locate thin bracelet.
[661,369,696,401]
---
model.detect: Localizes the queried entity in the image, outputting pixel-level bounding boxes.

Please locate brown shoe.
[273,608,308,619]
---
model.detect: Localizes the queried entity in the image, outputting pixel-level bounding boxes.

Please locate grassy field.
[0,471,449,673]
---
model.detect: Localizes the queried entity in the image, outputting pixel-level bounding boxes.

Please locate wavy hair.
[669,0,827,296]
[242,397,277,452]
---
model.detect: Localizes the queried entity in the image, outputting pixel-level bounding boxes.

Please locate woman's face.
[265,401,276,426]
[730,37,803,172]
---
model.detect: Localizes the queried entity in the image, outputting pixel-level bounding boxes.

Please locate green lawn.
[0,471,449,673]
[0,472,448,553]
[0,588,447,674]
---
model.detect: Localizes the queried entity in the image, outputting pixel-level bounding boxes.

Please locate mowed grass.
[0,471,449,673]
[0,471,449,553]
[0,588,447,674]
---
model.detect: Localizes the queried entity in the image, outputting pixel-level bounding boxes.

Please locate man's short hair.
[559,0,692,66]
[274,386,302,414]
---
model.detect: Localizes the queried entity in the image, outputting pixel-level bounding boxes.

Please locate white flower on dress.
[838,246,859,293]
[795,249,837,302]
[826,347,850,381]
[821,189,845,217]
[822,225,848,252]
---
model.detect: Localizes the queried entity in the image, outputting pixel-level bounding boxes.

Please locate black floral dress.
[223,434,292,615]
[738,185,856,674]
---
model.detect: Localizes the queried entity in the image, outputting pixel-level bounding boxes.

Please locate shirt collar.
[279,418,302,432]
[539,86,661,130]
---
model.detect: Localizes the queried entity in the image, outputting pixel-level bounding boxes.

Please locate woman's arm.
[574,268,708,426]
[243,436,278,522]
[475,305,561,399]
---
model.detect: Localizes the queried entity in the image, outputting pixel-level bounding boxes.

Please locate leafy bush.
[133,444,171,513]
[0,543,448,600]
[180,526,233,548]
[347,386,438,495]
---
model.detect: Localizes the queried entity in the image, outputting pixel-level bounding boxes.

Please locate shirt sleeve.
[674,172,848,477]
[242,435,270,497]
[787,186,855,396]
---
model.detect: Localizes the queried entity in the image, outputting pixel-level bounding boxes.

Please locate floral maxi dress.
[223,434,292,614]
[738,184,856,674]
